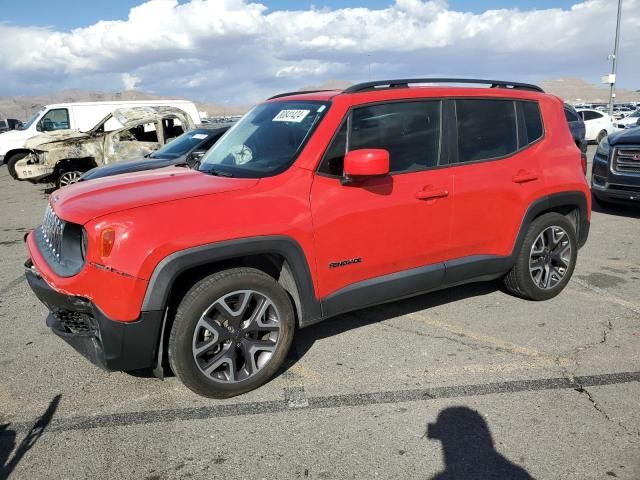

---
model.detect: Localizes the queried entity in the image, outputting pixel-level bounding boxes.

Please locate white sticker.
[191,133,209,139]
[273,109,310,123]
[317,105,326,112]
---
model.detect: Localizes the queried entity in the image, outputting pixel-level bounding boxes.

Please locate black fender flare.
[141,235,322,325]
[512,190,590,254]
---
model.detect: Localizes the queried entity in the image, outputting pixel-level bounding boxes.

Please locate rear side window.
[564,108,580,123]
[582,111,602,121]
[520,101,543,145]
[319,101,442,176]
[455,99,517,163]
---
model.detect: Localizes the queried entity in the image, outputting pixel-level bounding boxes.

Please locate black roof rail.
[267,89,335,100]
[343,78,544,94]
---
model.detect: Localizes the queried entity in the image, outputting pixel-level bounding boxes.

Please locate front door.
[103,120,162,164]
[311,100,453,300]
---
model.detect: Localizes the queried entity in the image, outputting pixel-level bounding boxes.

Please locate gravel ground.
[0,146,638,479]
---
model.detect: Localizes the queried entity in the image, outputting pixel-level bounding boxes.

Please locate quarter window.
[319,101,442,175]
[455,99,517,163]
[520,101,543,144]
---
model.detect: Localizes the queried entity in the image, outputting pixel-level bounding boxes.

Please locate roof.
[268,78,546,103]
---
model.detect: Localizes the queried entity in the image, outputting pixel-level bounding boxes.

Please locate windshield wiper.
[201,168,234,177]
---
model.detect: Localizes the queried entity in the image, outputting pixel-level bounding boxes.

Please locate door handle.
[415,188,449,200]
[512,170,538,184]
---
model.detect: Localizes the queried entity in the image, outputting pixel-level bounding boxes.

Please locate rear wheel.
[56,170,83,188]
[595,129,608,144]
[6,152,27,179]
[168,268,295,398]
[504,213,577,301]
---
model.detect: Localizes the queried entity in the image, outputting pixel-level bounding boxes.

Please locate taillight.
[581,153,587,176]
[100,229,116,257]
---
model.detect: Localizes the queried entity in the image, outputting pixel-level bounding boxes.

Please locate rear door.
[447,98,545,260]
[311,100,453,299]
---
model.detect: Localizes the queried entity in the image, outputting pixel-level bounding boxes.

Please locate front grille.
[608,184,640,194]
[40,204,65,260]
[612,146,640,174]
[54,310,96,334]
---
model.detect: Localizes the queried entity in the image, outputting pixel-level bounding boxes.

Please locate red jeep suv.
[25,79,591,398]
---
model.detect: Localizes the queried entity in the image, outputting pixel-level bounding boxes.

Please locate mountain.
[0,89,248,121]
[1,77,638,121]
[539,78,640,103]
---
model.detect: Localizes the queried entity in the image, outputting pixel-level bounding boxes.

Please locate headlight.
[596,136,610,157]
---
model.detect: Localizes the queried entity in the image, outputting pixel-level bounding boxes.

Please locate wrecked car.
[14,106,196,187]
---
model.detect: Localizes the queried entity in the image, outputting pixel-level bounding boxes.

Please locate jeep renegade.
[25,78,591,398]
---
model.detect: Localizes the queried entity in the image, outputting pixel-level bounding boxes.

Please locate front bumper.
[592,151,640,203]
[25,263,162,371]
[15,154,53,182]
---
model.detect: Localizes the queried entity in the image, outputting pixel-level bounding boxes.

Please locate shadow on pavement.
[592,194,640,219]
[0,394,61,479]
[427,406,534,480]
[292,280,501,364]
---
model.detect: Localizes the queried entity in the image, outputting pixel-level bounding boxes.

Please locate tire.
[504,212,578,301]
[168,267,295,398]
[55,170,84,189]
[595,130,608,144]
[6,152,27,179]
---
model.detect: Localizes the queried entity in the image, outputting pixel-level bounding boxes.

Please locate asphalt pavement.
[0,146,638,479]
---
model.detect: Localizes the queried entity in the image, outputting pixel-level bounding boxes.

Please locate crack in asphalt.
[2,371,639,436]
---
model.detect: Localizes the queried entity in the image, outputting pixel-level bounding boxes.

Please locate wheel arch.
[54,157,98,175]
[142,236,322,327]
[513,191,589,257]
[4,148,31,163]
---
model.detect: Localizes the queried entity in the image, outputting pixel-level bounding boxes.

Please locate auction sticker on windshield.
[192,133,208,139]
[273,110,310,123]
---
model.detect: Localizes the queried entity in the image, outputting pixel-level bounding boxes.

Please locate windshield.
[17,109,44,130]
[199,100,329,177]
[151,130,210,159]
[630,111,640,118]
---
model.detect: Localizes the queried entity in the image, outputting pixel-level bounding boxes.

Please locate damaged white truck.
[13,106,197,187]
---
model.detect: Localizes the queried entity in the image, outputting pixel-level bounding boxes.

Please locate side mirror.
[187,149,207,169]
[343,149,389,184]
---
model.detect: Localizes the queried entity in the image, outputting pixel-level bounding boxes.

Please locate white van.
[0,100,200,170]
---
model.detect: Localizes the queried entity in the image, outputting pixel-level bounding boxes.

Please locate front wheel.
[504,212,578,301]
[6,152,27,179]
[168,268,295,398]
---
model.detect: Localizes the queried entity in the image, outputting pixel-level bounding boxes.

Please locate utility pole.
[608,0,623,115]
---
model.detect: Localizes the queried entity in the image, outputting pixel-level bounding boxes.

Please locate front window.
[17,109,45,130]
[151,130,211,159]
[199,101,329,178]
[39,108,70,132]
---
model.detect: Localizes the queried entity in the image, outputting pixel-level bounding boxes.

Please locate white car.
[616,109,640,129]
[576,108,616,143]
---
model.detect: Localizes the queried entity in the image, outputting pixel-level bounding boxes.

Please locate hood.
[80,157,180,181]
[52,167,259,225]
[24,129,89,149]
[610,127,640,145]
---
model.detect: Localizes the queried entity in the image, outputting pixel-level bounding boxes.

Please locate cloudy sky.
[0,0,638,104]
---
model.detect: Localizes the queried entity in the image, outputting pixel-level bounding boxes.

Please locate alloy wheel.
[192,290,281,383]
[58,171,83,186]
[529,226,572,289]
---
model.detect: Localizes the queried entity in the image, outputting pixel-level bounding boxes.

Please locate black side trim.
[26,269,162,371]
[322,263,445,319]
[142,236,322,325]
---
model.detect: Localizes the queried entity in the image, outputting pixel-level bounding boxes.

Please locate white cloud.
[121,73,141,90]
[0,0,638,103]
